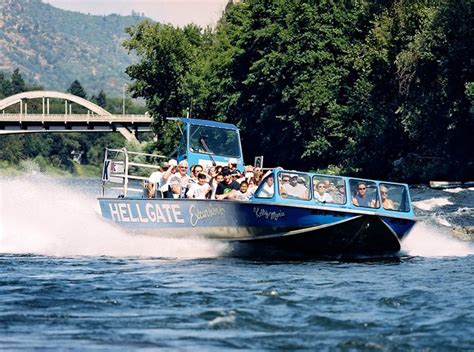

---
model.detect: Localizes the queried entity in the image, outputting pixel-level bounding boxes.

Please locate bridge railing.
[0,113,152,123]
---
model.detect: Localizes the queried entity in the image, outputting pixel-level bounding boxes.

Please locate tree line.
[124,0,473,182]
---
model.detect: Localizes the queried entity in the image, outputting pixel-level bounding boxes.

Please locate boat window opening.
[312,175,346,204]
[379,183,411,212]
[254,174,275,199]
[350,179,379,208]
[188,125,241,158]
[278,172,310,200]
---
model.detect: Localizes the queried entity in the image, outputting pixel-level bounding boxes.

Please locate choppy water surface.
[1,176,473,350]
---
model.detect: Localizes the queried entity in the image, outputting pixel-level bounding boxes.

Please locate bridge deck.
[0,114,153,139]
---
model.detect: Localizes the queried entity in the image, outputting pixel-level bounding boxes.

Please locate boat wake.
[0,175,228,258]
[401,222,474,257]
[1,175,472,259]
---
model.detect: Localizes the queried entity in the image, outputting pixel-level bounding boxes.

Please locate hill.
[0,0,146,95]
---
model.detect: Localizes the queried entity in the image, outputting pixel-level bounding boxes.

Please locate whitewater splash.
[0,175,228,258]
[401,222,474,257]
[404,190,474,257]
[1,175,472,259]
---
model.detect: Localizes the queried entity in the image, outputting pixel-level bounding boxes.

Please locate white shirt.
[258,182,274,198]
[315,192,333,203]
[149,171,163,184]
[186,182,211,199]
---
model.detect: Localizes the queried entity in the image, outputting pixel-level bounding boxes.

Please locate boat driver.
[352,181,376,208]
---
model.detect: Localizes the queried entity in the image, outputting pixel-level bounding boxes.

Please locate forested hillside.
[0,0,143,95]
[125,0,473,182]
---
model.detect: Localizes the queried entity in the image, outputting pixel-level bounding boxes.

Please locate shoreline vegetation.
[0,159,100,178]
[1,1,472,183]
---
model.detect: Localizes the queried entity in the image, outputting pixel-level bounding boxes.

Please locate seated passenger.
[145,163,166,198]
[215,167,240,196]
[216,181,251,201]
[258,175,274,198]
[210,173,225,200]
[380,185,395,210]
[332,184,346,204]
[186,173,211,199]
[246,176,258,197]
[352,182,376,208]
[314,181,333,203]
[168,177,182,199]
[282,175,308,199]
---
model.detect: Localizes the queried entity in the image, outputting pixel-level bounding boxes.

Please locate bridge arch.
[0,90,152,141]
[0,90,112,115]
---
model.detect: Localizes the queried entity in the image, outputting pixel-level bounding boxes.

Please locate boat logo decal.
[253,207,286,221]
[189,204,225,227]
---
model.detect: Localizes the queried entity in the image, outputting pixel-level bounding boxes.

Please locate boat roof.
[169,117,239,131]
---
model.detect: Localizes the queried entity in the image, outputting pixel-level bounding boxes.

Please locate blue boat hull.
[98,198,416,256]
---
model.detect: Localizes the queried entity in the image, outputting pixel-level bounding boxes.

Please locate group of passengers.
[351,181,395,210]
[145,159,397,209]
[145,158,266,201]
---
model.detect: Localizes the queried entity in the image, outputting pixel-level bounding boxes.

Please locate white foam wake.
[0,175,227,258]
[401,222,474,257]
[412,197,453,211]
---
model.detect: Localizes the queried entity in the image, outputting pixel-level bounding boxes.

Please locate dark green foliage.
[124,0,472,182]
[67,80,87,99]
[11,68,26,95]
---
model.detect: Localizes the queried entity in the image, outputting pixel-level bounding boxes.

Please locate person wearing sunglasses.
[352,181,376,208]
[380,185,395,210]
[314,181,333,203]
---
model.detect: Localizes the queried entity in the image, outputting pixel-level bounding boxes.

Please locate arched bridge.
[0,90,152,141]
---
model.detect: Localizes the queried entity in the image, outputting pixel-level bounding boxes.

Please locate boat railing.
[101,148,168,197]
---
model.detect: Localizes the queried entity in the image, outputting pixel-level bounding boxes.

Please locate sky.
[46,0,229,27]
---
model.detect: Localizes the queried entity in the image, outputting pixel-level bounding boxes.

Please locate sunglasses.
[358,187,366,190]
[283,179,290,182]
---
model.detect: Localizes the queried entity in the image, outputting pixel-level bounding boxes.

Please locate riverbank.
[0,159,100,178]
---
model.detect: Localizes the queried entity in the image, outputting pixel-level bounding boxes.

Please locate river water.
[0,175,473,350]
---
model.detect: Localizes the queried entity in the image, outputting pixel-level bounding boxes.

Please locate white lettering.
[253,207,285,221]
[162,204,173,222]
[189,204,225,227]
[154,204,167,223]
[136,204,149,223]
[119,203,130,222]
[109,203,121,222]
[171,204,184,223]
[146,203,156,222]
[127,204,139,223]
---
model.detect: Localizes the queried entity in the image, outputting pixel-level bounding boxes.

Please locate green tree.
[123,21,204,153]
[67,79,87,99]
[0,72,12,98]
[10,68,26,94]
[96,89,107,108]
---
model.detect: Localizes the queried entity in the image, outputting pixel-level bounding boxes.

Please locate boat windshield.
[188,125,241,158]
